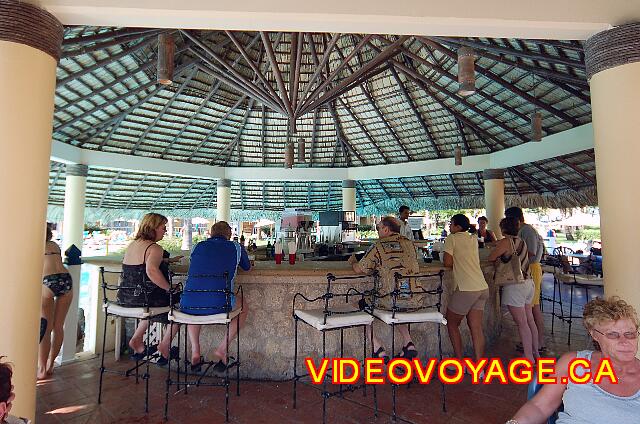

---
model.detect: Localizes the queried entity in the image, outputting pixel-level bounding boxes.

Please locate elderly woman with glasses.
[506,297,640,424]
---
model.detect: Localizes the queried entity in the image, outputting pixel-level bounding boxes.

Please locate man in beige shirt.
[349,216,420,362]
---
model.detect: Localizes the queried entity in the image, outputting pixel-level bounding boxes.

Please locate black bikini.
[43,250,73,297]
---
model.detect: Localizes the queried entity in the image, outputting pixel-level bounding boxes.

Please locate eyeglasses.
[592,328,640,340]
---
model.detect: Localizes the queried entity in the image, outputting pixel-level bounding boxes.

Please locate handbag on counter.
[493,237,525,286]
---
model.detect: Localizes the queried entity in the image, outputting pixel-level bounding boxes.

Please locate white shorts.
[501,279,534,308]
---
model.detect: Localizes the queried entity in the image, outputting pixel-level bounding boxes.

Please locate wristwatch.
[505,420,519,424]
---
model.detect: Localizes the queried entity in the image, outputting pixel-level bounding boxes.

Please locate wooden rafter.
[187,95,247,161]
[389,67,441,158]
[130,67,197,154]
[420,38,582,127]
[336,97,389,164]
[260,31,294,118]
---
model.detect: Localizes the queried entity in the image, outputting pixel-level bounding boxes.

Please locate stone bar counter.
[86,252,501,380]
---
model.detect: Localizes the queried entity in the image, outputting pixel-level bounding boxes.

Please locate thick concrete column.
[60,164,88,363]
[342,179,356,212]
[216,179,231,222]
[586,23,640,319]
[483,169,505,239]
[0,2,63,419]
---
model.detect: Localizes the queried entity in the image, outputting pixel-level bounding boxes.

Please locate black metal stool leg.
[98,311,109,404]
[551,275,557,334]
[339,328,344,397]
[293,318,298,409]
[362,325,367,397]
[568,283,574,345]
[438,319,446,413]
[391,323,397,423]
[183,324,188,395]
[164,322,173,420]
[322,330,327,424]
[225,321,230,423]
[371,324,377,417]
[144,318,150,413]
[236,311,241,396]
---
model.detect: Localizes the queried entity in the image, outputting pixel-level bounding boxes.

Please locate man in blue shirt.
[180,221,251,371]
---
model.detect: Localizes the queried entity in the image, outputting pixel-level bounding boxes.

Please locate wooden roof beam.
[420,38,581,127]
[426,37,588,89]
[125,175,148,209]
[297,33,341,115]
[187,95,248,161]
[260,31,294,119]
[129,67,198,154]
[224,31,286,113]
[556,157,595,184]
[336,97,389,164]
[62,29,166,58]
[431,36,585,70]
[387,39,549,136]
[389,67,441,158]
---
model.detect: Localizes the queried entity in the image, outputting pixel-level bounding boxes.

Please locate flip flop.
[190,356,205,373]
[212,356,237,373]
[373,346,390,364]
[130,344,157,361]
[156,346,179,367]
[396,342,418,360]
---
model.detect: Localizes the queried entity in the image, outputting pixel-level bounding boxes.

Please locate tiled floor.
[36,273,602,423]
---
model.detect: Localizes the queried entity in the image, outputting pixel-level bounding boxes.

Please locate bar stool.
[371,270,448,422]
[548,247,574,333]
[163,272,243,422]
[553,270,604,344]
[97,267,172,413]
[292,273,376,424]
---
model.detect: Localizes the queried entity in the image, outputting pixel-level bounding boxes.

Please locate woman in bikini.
[39,225,74,380]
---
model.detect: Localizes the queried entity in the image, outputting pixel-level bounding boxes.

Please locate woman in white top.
[488,217,539,362]
[443,214,489,362]
[507,297,640,424]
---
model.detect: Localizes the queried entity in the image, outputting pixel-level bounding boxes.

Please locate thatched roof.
[50,27,594,218]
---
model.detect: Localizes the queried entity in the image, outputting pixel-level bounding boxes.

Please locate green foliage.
[574,228,601,241]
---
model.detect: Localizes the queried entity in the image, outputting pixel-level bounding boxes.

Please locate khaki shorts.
[447,288,489,315]
[530,262,543,306]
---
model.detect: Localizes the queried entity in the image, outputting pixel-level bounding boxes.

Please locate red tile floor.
[36,273,601,423]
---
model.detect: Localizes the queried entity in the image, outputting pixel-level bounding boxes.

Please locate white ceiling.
[41,0,639,39]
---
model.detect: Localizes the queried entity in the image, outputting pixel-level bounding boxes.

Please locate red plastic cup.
[289,253,296,265]
[275,253,283,264]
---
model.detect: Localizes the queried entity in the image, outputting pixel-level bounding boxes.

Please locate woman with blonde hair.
[39,225,74,379]
[118,213,178,364]
[506,297,640,424]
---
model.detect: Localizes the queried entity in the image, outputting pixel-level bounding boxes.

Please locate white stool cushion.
[372,309,447,325]
[294,307,373,331]
[555,272,604,286]
[169,308,241,324]
[105,302,170,319]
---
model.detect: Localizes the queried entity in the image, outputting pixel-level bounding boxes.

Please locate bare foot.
[36,370,49,381]
[213,349,228,365]
[129,339,144,354]
[46,367,55,377]
[157,343,169,359]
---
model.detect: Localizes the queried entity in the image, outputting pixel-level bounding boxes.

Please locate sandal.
[373,347,390,364]
[190,356,205,373]
[396,342,418,360]
[156,346,179,367]
[213,356,237,373]
[130,344,157,361]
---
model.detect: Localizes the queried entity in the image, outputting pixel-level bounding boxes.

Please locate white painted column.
[0,2,63,420]
[342,179,356,212]
[60,164,88,363]
[181,218,193,251]
[586,23,640,324]
[216,178,231,222]
[483,169,505,240]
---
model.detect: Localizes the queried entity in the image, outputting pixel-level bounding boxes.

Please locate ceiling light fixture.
[454,145,463,166]
[457,47,476,96]
[157,33,175,85]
